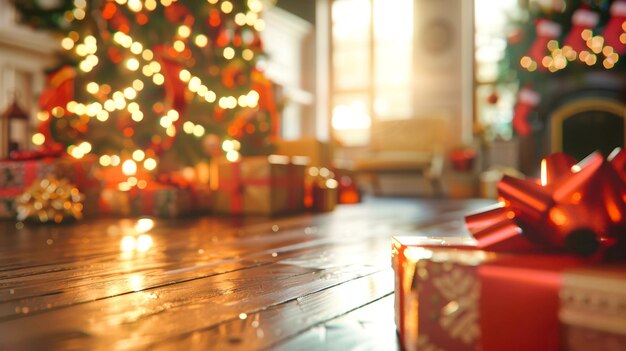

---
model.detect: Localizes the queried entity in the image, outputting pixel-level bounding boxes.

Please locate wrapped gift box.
[0,155,99,189]
[560,266,626,351]
[98,183,211,218]
[213,155,307,215]
[311,180,338,212]
[392,236,586,351]
[0,156,100,219]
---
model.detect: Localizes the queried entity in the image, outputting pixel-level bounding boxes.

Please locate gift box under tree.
[98,183,211,218]
[0,155,100,219]
[213,155,307,215]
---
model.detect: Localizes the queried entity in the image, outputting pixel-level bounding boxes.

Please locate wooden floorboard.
[150,270,394,351]
[272,293,399,351]
[0,197,492,350]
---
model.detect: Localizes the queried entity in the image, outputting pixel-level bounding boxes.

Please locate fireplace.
[549,98,626,161]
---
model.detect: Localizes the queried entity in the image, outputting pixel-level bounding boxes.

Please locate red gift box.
[392,236,585,351]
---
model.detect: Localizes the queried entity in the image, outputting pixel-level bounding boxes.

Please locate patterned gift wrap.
[97,184,211,218]
[392,236,585,351]
[560,266,626,351]
[214,155,307,215]
[0,156,100,219]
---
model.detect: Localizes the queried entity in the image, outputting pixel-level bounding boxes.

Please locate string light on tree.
[14,0,279,189]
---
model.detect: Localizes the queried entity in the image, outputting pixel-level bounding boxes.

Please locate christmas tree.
[500,0,625,137]
[14,0,278,182]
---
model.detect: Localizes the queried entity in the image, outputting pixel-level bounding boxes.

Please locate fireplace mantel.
[550,98,626,160]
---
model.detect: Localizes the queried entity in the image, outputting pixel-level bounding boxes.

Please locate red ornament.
[107,47,123,64]
[207,9,223,41]
[216,29,231,48]
[486,91,499,105]
[249,32,263,51]
[507,27,523,44]
[101,2,117,20]
[338,175,360,204]
[164,3,192,24]
[449,147,476,172]
[465,149,626,258]
[221,62,244,88]
[108,8,130,33]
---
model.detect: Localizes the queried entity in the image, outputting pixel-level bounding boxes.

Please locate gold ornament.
[16,175,85,223]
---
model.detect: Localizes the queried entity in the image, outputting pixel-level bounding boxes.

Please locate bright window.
[475,0,519,139]
[331,0,414,146]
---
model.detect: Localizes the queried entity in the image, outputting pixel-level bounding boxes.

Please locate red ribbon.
[466,149,626,257]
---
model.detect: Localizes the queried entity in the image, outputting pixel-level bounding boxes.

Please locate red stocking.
[526,19,561,68]
[602,0,626,54]
[564,8,599,52]
[513,87,540,137]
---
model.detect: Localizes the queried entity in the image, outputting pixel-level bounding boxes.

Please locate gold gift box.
[213,155,308,215]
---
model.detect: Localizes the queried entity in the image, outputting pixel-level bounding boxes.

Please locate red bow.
[466,149,626,258]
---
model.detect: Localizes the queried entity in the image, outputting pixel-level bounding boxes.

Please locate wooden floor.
[0,197,491,350]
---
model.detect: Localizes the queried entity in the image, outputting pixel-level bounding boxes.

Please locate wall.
[260,5,315,139]
[412,0,474,148]
[0,1,57,157]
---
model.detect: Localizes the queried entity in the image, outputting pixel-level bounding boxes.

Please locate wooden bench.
[352,116,449,196]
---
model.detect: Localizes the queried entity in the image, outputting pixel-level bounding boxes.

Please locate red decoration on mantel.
[602,1,626,55]
[512,86,540,136]
[563,8,599,52]
[526,19,561,67]
[465,149,626,258]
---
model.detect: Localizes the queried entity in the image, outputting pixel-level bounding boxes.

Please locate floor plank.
[150,270,394,351]
[0,197,493,350]
[272,294,399,351]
